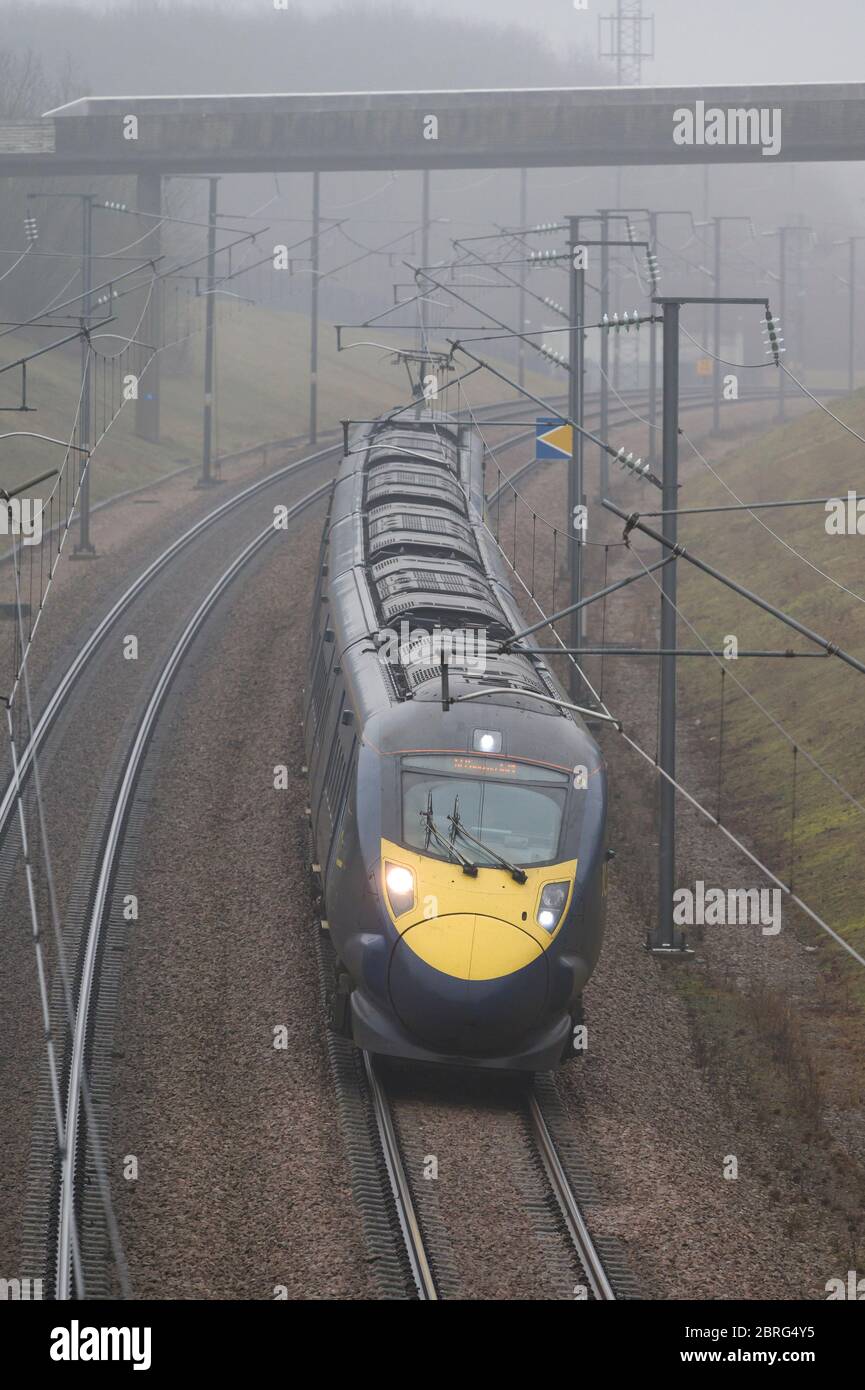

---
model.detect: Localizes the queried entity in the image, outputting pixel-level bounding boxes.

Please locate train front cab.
[331,722,607,1073]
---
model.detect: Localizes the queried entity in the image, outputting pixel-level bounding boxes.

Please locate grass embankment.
[676,395,865,989]
[0,300,546,505]
[666,404,865,1256]
[670,391,865,1089]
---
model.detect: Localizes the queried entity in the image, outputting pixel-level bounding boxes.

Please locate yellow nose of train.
[380,839,576,1054]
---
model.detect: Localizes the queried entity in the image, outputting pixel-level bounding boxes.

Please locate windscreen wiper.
[420,793,478,876]
[447,796,528,883]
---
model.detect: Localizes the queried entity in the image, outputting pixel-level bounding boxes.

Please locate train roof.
[323,411,601,767]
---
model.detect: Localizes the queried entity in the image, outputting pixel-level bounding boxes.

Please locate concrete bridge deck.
[0,83,862,177]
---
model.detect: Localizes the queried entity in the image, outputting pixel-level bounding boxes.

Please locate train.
[304,410,609,1071]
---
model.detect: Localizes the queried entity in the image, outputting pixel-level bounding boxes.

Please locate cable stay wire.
[4,259,241,707]
[0,242,34,288]
[621,534,865,819]
[483,480,865,969]
[680,427,865,607]
[781,361,865,448]
[6,523,132,1299]
[678,320,774,371]
[1,166,346,707]
[0,175,294,1293]
[451,354,865,971]
[471,405,629,548]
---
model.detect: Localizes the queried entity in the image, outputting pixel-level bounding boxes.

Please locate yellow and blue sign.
[536,417,574,460]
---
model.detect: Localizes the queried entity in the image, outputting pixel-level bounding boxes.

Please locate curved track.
[0,392,551,848]
[19,382,801,1298]
[0,380,783,850]
[0,444,341,847]
[52,480,331,1299]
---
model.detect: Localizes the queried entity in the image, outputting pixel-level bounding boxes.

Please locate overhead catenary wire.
[618,531,865,820]
[0,170,314,1298]
[678,320,774,371]
[2,242,253,704]
[393,252,865,972]
[336,176,865,987]
[477,483,865,971]
[325,173,399,210]
[0,242,33,287]
[680,427,865,608]
[462,394,629,548]
[781,360,865,448]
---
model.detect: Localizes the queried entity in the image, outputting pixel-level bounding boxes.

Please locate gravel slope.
[0,444,341,1281]
[502,397,858,1299]
[108,508,376,1298]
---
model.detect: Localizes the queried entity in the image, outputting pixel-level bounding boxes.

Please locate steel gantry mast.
[599,0,655,86]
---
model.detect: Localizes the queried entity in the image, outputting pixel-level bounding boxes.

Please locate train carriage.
[304,410,608,1071]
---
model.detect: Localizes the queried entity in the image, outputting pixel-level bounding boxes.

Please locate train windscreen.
[401,754,568,867]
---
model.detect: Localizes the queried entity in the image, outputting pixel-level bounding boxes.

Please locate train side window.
[311,665,347,830]
[325,740,357,882]
[322,695,346,806]
[324,730,346,822]
[310,642,329,725]
[334,733,355,821]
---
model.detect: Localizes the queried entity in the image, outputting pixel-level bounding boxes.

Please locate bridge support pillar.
[135,171,162,443]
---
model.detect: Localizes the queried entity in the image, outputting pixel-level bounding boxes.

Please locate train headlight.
[536,881,570,933]
[385,862,416,917]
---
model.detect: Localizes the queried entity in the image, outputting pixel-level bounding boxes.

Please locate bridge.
[0,82,864,177]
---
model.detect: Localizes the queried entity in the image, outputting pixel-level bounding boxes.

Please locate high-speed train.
[304,411,609,1071]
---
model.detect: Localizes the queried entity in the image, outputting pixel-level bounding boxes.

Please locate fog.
[9,0,861,87]
[0,0,860,378]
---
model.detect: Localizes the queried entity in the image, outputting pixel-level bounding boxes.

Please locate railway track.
[363,1053,439,1301]
[0,389,550,847]
[354,1048,621,1301]
[12,382,801,1298]
[527,1090,615,1300]
[50,480,332,1299]
[0,377,787,852]
[0,443,341,850]
[7,393,556,1298]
